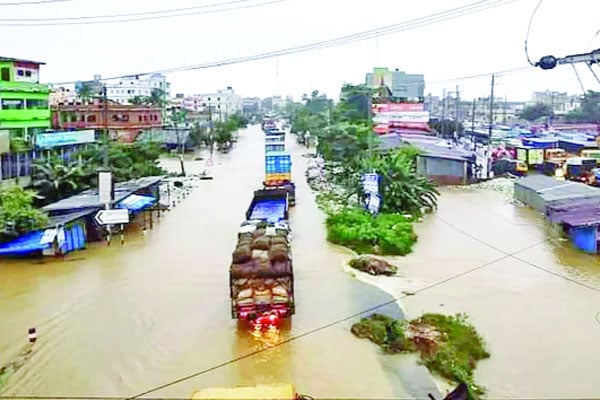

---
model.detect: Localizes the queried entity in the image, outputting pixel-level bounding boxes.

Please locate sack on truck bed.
[232,245,252,264]
[269,245,289,263]
[252,236,270,251]
[253,228,266,238]
[270,236,288,246]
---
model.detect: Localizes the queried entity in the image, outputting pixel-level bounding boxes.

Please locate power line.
[0,0,289,25]
[124,239,549,398]
[524,0,544,66]
[47,0,517,85]
[0,0,266,22]
[0,0,74,5]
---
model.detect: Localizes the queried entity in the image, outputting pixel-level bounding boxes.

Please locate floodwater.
[389,187,600,399]
[0,125,439,399]
[4,125,599,399]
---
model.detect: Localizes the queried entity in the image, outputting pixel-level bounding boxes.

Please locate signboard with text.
[35,130,96,149]
[362,173,381,215]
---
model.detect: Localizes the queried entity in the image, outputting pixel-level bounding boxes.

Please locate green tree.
[32,156,88,204]
[566,91,600,122]
[75,142,166,183]
[336,84,374,123]
[129,96,146,105]
[76,83,95,102]
[429,120,464,138]
[348,147,438,215]
[0,185,49,240]
[518,102,554,121]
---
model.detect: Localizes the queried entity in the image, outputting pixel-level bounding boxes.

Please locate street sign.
[94,209,129,225]
[362,173,380,194]
[98,171,113,204]
[366,193,381,215]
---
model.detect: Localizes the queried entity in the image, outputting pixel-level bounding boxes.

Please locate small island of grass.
[351,313,490,399]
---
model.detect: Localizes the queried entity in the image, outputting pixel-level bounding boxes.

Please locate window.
[139,116,142,122]
[87,115,97,123]
[17,69,24,76]
[25,70,32,77]
[1,99,24,110]
[1,67,9,81]
[25,99,48,110]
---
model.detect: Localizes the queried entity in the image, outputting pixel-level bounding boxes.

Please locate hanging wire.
[586,62,600,86]
[524,0,544,66]
[571,64,587,95]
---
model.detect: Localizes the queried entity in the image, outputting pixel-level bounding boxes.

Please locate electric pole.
[455,85,460,122]
[489,75,495,140]
[441,88,446,138]
[471,99,476,134]
[103,86,109,168]
[455,85,460,142]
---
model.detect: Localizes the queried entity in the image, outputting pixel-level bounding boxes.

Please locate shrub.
[325,208,417,255]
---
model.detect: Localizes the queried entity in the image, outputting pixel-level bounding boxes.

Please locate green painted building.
[0,57,50,152]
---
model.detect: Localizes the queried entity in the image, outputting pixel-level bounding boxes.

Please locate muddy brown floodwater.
[0,126,440,400]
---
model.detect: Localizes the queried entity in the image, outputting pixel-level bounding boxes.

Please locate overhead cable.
[0,0,270,22]
[0,0,73,5]
[48,0,518,85]
[524,0,544,66]
[0,0,289,25]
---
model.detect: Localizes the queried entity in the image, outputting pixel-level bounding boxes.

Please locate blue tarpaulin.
[249,199,287,223]
[0,230,51,256]
[116,194,156,212]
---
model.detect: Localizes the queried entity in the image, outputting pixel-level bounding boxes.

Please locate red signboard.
[372,103,425,113]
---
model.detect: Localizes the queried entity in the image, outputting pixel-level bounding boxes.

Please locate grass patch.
[326,208,417,255]
[351,313,490,399]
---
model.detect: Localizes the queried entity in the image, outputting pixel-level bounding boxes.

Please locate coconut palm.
[359,148,439,215]
[32,156,90,204]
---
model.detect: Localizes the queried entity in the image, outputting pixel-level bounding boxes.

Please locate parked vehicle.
[229,189,295,324]
[264,150,295,206]
[192,383,312,400]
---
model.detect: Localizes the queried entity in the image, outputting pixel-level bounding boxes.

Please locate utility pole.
[455,85,460,142]
[441,88,446,138]
[489,75,495,139]
[455,85,460,122]
[103,86,109,168]
[471,99,476,134]
[503,95,507,123]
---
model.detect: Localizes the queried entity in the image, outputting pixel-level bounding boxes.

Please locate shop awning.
[0,230,52,256]
[116,194,156,212]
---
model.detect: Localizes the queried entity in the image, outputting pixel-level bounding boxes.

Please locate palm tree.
[360,148,439,215]
[76,83,95,102]
[32,156,89,204]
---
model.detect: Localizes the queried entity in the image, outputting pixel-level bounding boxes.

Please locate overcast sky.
[2,0,600,101]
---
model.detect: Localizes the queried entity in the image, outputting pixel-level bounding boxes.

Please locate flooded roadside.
[343,183,600,398]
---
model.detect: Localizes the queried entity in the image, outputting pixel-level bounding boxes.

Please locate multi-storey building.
[51,99,162,143]
[365,67,425,101]
[0,57,51,150]
[530,90,581,117]
[196,87,242,122]
[100,74,170,104]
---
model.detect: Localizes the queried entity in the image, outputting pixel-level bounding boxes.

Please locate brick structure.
[51,99,161,143]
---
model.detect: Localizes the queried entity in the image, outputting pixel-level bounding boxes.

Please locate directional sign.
[94,209,129,225]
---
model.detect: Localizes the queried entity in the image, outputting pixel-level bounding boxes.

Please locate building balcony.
[0,109,51,122]
[0,81,50,94]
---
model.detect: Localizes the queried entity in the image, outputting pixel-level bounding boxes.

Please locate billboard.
[35,130,96,148]
[373,111,430,123]
[372,102,430,134]
[372,103,425,113]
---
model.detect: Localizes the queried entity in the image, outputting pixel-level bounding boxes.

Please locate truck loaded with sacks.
[229,188,294,324]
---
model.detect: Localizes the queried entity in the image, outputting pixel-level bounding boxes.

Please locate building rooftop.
[0,57,45,65]
[42,176,165,213]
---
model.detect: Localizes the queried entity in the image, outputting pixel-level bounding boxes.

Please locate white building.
[195,87,242,121]
[103,73,171,104]
[48,86,77,105]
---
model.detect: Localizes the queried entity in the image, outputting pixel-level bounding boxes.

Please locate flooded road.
[0,125,434,399]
